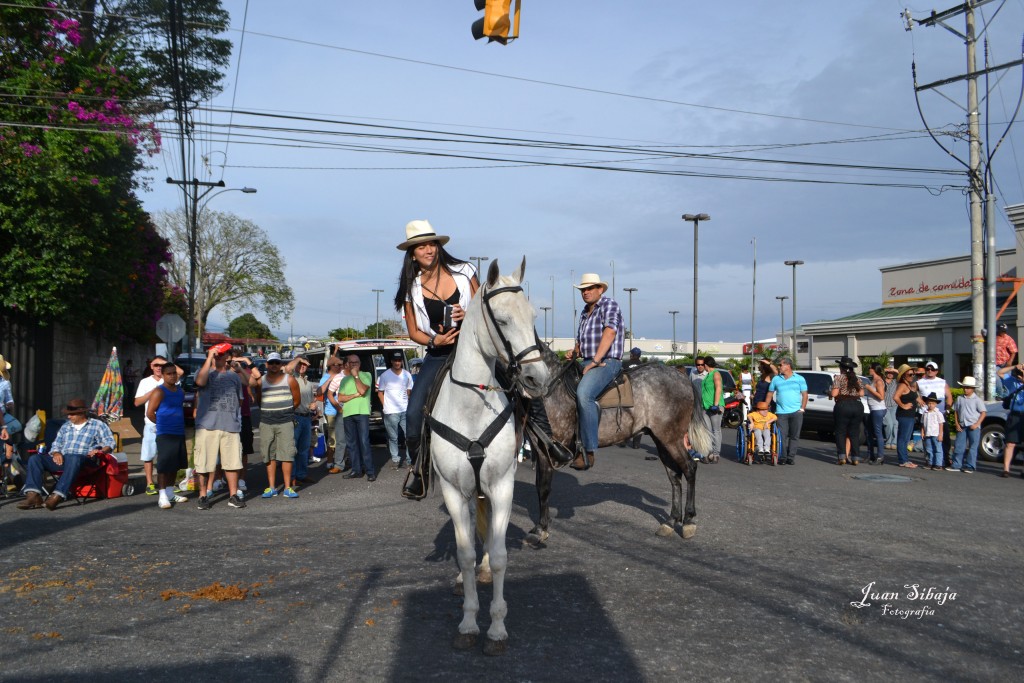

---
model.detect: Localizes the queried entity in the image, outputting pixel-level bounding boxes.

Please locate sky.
[141,1,1024,345]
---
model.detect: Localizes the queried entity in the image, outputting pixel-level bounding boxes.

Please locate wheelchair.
[735,421,781,466]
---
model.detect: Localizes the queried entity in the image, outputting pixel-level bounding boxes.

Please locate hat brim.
[573,281,609,291]
[397,234,450,251]
[958,380,977,387]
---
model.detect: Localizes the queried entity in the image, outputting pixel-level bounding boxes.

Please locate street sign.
[156,313,186,344]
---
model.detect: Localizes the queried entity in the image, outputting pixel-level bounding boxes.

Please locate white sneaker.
[212,479,226,492]
[158,498,172,509]
[237,479,247,492]
[171,494,188,503]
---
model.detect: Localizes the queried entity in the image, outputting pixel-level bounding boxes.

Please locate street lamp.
[784,260,804,367]
[198,186,257,216]
[540,306,552,344]
[669,310,679,361]
[469,256,489,278]
[609,260,616,301]
[371,288,384,337]
[682,213,711,360]
[776,296,788,352]
[550,275,555,341]
[623,287,638,345]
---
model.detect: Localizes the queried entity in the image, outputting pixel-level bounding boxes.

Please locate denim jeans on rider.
[775,411,803,463]
[577,359,622,453]
[383,411,408,464]
[345,413,373,477]
[951,426,981,471]
[293,414,311,480]
[896,415,916,465]
[405,353,448,462]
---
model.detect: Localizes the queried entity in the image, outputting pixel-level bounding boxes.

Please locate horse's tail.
[687,388,713,457]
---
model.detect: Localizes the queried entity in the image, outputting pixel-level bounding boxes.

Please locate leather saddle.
[562,361,635,409]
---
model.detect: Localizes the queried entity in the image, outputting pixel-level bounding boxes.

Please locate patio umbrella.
[91,346,124,422]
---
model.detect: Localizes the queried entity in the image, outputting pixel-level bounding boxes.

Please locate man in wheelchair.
[17,398,116,511]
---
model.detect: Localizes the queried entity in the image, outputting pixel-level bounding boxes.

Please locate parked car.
[174,352,207,378]
[304,339,420,434]
[182,373,197,423]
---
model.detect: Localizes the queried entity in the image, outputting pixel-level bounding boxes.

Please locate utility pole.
[371,288,384,337]
[669,310,679,361]
[623,288,638,345]
[907,1,1023,398]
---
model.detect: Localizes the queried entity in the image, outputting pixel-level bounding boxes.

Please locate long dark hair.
[839,361,861,391]
[393,242,470,311]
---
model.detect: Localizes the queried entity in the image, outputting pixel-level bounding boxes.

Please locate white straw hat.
[397,220,450,251]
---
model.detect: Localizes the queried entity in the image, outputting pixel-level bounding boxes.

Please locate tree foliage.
[155,208,295,340]
[67,0,231,107]
[364,319,403,338]
[328,327,361,341]
[0,0,169,340]
[228,312,274,340]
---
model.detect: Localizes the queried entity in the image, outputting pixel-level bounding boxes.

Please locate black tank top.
[424,290,459,357]
[896,389,918,418]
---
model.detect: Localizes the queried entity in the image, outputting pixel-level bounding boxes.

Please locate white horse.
[427,258,549,656]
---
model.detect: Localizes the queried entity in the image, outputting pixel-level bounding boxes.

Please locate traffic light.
[472,0,520,45]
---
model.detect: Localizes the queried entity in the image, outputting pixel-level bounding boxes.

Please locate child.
[146,362,189,509]
[921,392,944,471]
[747,401,777,462]
[950,376,986,473]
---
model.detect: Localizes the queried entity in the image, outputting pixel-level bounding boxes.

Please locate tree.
[68,0,232,108]
[0,1,170,340]
[228,313,274,340]
[156,208,295,341]
[328,327,361,341]
[364,319,404,338]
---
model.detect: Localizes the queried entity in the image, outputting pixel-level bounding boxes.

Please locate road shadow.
[514,469,671,528]
[392,571,642,681]
[13,655,296,682]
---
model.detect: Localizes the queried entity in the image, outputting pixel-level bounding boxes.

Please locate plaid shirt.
[576,296,625,361]
[51,418,116,456]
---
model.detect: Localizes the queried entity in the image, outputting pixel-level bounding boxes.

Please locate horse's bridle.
[450,283,545,395]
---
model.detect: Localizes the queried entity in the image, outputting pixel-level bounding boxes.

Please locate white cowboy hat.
[958,376,978,388]
[396,219,450,251]
[573,273,609,291]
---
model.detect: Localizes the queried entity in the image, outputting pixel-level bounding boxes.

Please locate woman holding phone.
[393,220,479,498]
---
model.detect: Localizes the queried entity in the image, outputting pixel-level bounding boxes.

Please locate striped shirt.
[51,418,116,456]
[576,296,625,361]
[260,375,296,425]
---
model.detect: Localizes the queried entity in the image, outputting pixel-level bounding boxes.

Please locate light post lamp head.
[784,260,804,267]
[682,213,711,222]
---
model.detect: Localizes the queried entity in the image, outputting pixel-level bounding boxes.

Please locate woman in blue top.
[394,220,478,499]
[146,362,188,509]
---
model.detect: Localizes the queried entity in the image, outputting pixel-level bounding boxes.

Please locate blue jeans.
[951,427,980,470]
[383,411,407,464]
[406,353,448,454]
[883,407,898,447]
[577,358,622,453]
[293,415,311,480]
[896,415,916,465]
[23,451,96,499]
[345,413,373,476]
[868,409,886,459]
[924,435,942,467]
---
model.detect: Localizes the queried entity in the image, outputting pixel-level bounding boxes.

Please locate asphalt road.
[1,426,1022,682]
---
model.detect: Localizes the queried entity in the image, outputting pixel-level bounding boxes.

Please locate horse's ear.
[512,256,526,283]
[486,259,500,287]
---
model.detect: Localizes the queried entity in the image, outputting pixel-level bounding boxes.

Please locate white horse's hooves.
[655,523,675,537]
[483,637,509,656]
[453,632,478,650]
[682,523,697,539]
[477,569,493,585]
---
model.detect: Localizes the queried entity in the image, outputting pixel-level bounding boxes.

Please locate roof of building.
[830,300,973,321]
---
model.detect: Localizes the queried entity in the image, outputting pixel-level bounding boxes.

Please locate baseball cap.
[266,352,282,362]
[211,342,233,355]
[390,351,404,360]
[997,322,1008,331]
[924,361,939,370]
[630,347,642,356]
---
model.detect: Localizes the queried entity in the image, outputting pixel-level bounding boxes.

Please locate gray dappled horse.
[427,258,549,656]
[526,354,713,542]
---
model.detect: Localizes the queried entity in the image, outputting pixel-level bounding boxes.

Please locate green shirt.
[339,371,372,417]
[701,369,725,409]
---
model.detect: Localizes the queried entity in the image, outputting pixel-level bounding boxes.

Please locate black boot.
[402,438,427,500]
[527,398,574,466]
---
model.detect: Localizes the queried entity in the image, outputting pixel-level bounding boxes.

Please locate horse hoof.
[483,637,509,656]
[477,569,492,585]
[655,523,675,537]
[525,528,549,547]
[452,582,464,597]
[453,632,478,650]
[682,523,697,539]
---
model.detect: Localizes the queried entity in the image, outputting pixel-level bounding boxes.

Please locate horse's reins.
[428,282,544,493]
